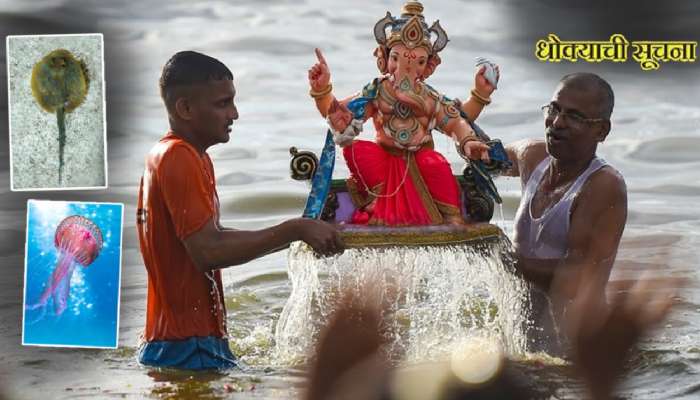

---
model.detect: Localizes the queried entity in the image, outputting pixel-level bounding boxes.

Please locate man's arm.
[552,168,628,300]
[503,139,548,181]
[183,217,343,273]
[513,257,560,290]
[518,168,628,295]
[156,145,344,273]
[504,139,551,287]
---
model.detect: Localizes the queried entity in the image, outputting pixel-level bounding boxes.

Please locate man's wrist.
[457,134,480,148]
[280,218,304,242]
[455,134,481,160]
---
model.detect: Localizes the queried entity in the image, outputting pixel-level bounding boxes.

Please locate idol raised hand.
[308,48,331,93]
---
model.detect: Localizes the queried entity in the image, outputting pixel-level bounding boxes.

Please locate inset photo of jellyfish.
[6,34,107,190]
[22,200,123,348]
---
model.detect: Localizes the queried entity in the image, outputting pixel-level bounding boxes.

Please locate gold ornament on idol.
[373,1,449,56]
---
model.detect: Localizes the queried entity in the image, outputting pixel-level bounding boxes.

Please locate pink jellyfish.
[26,215,103,317]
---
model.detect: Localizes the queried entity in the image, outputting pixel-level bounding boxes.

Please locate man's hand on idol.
[294,218,344,257]
[463,140,491,162]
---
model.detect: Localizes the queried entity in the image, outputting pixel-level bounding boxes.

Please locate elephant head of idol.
[373,1,448,118]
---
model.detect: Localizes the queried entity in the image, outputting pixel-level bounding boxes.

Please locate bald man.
[504,73,627,352]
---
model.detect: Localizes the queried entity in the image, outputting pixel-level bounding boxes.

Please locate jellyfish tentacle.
[27,253,74,311]
[25,303,47,326]
[53,263,73,315]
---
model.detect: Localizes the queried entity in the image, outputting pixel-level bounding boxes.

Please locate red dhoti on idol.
[343,140,463,226]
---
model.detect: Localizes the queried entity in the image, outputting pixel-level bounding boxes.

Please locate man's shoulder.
[147,135,201,170]
[519,139,547,162]
[575,163,627,215]
[586,163,626,194]
[508,138,547,182]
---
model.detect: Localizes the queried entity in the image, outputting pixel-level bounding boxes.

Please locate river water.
[0,1,698,399]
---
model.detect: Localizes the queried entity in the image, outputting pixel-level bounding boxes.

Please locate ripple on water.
[478,111,540,127]
[206,37,316,56]
[628,137,700,164]
[220,192,305,215]
[615,117,639,125]
[211,147,257,161]
[231,271,290,289]
[0,228,25,255]
[627,210,695,226]
[634,184,700,197]
[621,348,699,398]
[216,172,280,186]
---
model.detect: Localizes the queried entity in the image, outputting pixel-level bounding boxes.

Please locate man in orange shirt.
[136,51,343,369]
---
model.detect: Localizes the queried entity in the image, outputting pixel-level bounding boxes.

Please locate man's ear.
[174,96,193,121]
[597,120,611,143]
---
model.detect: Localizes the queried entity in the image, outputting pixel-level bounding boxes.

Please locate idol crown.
[374,1,448,54]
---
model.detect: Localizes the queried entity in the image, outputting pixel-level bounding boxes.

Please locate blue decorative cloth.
[303,130,336,219]
[347,97,371,119]
[347,78,379,120]
[469,141,512,204]
[137,336,238,370]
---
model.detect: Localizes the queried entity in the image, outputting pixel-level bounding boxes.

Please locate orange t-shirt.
[136,132,226,341]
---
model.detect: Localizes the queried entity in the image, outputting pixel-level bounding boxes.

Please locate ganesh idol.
[308,1,499,226]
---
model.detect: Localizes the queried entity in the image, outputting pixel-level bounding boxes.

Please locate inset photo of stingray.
[6,34,107,190]
[22,200,123,348]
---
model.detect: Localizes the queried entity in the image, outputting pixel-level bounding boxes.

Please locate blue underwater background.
[23,200,124,348]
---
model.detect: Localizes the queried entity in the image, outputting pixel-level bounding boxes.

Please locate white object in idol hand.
[475,57,499,89]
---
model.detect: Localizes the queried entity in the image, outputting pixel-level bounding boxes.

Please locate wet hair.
[159,50,233,111]
[559,72,614,119]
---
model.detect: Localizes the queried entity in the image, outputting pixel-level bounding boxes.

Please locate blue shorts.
[138,336,238,370]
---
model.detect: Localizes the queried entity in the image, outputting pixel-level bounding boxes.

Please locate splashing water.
[273,239,531,366]
[495,203,510,238]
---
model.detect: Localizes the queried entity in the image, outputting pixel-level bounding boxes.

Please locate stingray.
[31,49,90,184]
